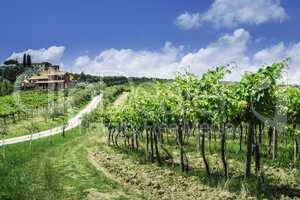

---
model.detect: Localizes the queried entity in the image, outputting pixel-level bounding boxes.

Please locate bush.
[0,78,13,96]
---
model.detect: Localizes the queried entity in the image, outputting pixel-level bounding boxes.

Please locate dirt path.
[0,95,102,146]
[113,92,129,107]
[85,92,144,199]
[89,146,245,200]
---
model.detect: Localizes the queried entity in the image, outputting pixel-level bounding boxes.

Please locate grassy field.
[3,84,299,199]
[0,124,140,200]
[1,106,299,199]
[3,104,84,139]
[3,123,297,199]
[1,86,96,139]
[0,85,139,200]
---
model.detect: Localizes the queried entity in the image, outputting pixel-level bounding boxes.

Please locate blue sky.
[1,0,300,82]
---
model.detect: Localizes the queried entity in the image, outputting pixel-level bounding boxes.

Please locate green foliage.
[71,72,169,86]
[0,64,29,82]
[0,84,99,126]
[3,59,18,65]
[236,62,287,120]
[102,85,129,106]
[0,77,13,96]
[287,86,300,125]
[101,66,233,130]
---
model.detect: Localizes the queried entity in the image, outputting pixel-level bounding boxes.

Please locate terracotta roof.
[36,80,65,84]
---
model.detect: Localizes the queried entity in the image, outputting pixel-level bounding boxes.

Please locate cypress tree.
[27,54,32,67]
[23,54,27,67]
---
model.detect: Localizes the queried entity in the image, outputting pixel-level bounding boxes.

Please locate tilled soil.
[89,149,255,200]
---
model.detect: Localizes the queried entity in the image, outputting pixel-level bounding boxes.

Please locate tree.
[61,116,68,137]
[23,54,27,67]
[0,78,13,96]
[26,121,39,148]
[27,54,32,67]
[79,72,85,82]
[0,64,27,82]
[4,59,18,65]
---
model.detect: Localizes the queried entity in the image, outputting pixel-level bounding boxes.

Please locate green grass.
[0,85,138,200]
[3,103,85,139]
[1,85,96,139]
[0,125,136,200]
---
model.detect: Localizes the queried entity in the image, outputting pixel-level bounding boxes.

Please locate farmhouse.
[22,65,69,89]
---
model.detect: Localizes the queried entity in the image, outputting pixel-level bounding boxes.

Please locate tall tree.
[23,53,27,67]
[27,54,32,67]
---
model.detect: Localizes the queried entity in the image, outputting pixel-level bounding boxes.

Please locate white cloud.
[7,46,66,64]
[74,55,91,67]
[175,0,287,29]
[73,29,251,80]
[253,42,300,84]
[72,28,300,84]
[175,12,201,30]
[286,43,300,68]
[73,42,183,78]
[181,29,250,75]
[253,42,286,63]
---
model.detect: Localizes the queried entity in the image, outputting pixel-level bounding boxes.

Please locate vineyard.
[0,83,101,139]
[100,62,300,198]
[0,84,141,200]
